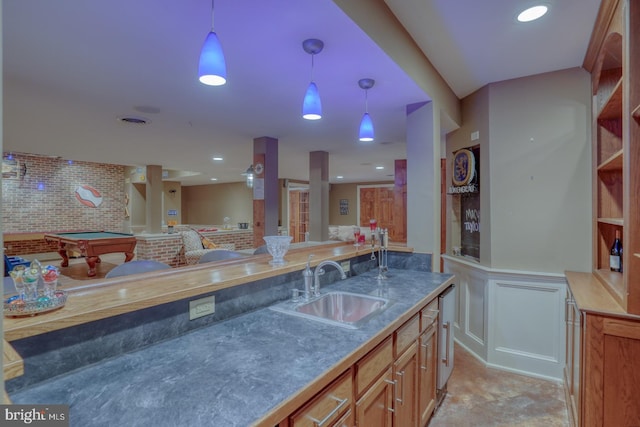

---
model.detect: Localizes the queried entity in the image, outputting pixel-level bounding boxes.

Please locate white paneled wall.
[443,255,566,381]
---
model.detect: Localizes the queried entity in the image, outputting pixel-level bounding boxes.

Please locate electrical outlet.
[340,260,351,274]
[189,296,215,320]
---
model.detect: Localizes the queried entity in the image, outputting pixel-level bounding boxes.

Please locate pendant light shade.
[302,39,324,120]
[199,31,227,86]
[359,112,374,142]
[198,1,227,86]
[303,82,322,120]
[358,78,375,142]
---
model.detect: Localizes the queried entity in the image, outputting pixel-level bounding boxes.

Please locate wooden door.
[356,368,394,427]
[359,187,396,236]
[288,190,309,243]
[393,342,419,427]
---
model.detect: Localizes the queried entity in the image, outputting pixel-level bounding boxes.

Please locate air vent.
[118,116,149,125]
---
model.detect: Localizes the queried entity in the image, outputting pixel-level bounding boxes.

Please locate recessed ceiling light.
[210,178,218,181]
[336,175,344,179]
[375,166,384,170]
[212,157,223,161]
[517,5,548,22]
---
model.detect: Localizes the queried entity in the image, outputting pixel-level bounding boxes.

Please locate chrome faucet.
[313,260,347,297]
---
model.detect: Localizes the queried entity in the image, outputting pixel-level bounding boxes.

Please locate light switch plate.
[340,260,351,274]
[189,296,215,320]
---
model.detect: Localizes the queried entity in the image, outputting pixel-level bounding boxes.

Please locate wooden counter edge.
[565,271,640,320]
[4,244,417,342]
[252,274,455,427]
[3,340,24,381]
[3,390,12,404]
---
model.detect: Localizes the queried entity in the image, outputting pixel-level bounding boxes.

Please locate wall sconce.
[243,164,255,188]
[302,39,324,120]
[358,78,375,142]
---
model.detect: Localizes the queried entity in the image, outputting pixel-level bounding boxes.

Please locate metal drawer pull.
[310,395,349,427]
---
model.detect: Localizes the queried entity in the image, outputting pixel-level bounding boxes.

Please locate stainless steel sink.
[270,291,390,329]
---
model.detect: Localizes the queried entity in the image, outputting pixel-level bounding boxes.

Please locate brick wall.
[2,153,125,236]
[136,235,184,267]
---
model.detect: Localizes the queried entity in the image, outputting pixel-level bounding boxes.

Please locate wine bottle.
[610,230,623,272]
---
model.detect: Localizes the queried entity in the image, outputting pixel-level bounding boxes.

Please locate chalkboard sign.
[458,146,480,260]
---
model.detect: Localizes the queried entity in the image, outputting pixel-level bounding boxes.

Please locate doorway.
[288,183,309,243]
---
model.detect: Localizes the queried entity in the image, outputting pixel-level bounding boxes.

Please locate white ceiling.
[2,0,601,186]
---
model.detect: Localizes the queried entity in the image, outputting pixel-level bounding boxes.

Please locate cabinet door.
[356,368,394,427]
[584,315,640,426]
[570,301,581,427]
[393,342,419,427]
[419,323,437,426]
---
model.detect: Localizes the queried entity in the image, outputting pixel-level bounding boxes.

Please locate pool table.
[44,231,137,277]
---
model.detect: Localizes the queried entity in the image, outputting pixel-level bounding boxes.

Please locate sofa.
[181,230,236,265]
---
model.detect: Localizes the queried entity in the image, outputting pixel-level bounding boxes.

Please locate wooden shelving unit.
[589,0,640,314]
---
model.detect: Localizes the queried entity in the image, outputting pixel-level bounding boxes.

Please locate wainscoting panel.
[442,255,566,381]
[488,279,565,380]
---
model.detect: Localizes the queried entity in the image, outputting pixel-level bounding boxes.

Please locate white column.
[406,101,441,270]
[309,151,329,242]
[145,165,163,234]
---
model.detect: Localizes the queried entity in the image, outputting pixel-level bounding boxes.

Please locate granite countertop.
[10,268,453,427]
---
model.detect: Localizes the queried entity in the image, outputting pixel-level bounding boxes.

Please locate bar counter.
[5,242,411,342]
[9,261,453,426]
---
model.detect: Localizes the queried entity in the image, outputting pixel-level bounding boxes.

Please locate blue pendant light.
[358,78,375,142]
[198,0,227,86]
[302,39,324,120]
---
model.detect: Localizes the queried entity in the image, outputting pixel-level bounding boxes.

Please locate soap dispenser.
[302,254,314,300]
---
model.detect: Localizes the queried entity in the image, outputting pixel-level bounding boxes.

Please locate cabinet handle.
[442,321,451,367]
[384,379,396,413]
[420,340,430,370]
[395,371,405,404]
[309,395,349,427]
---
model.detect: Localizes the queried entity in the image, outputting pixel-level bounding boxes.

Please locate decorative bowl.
[4,290,68,317]
[263,235,293,266]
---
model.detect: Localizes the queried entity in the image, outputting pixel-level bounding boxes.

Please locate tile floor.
[429,344,569,427]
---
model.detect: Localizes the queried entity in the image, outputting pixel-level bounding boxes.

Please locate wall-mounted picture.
[2,158,20,179]
[339,199,349,215]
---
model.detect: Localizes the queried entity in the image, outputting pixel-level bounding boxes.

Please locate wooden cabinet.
[419,300,439,426]
[564,289,582,427]
[289,370,353,427]
[583,314,640,426]
[284,296,444,427]
[565,272,640,427]
[355,338,394,426]
[566,2,640,424]
[393,342,418,427]
[356,367,394,427]
[586,0,640,314]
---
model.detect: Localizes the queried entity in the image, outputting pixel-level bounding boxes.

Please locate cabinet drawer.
[395,313,420,356]
[356,337,392,396]
[290,370,353,427]
[421,299,439,331]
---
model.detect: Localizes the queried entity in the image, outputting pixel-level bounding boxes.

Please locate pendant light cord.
[364,89,369,113]
[211,0,215,31]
